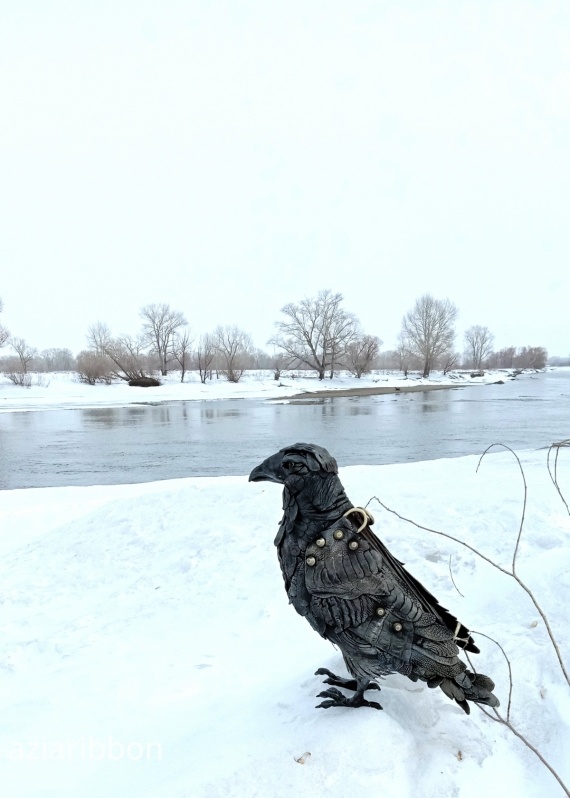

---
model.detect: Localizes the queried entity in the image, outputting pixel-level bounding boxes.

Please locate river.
[0,370,568,489]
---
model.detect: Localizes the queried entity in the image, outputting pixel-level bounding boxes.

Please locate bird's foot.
[314,670,382,710]
[314,667,358,691]
[316,687,382,710]
[314,667,381,693]
[315,668,380,692]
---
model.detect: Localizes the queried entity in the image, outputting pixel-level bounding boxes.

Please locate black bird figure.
[249,442,499,714]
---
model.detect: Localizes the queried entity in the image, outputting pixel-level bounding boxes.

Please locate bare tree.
[140,303,187,376]
[345,334,383,378]
[401,294,458,378]
[514,346,548,369]
[196,334,216,384]
[86,323,147,381]
[326,306,360,379]
[213,325,253,383]
[10,337,37,374]
[40,348,76,372]
[395,331,417,376]
[464,325,494,370]
[440,349,460,374]
[170,327,193,382]
[76,351,113,384]
[105,334,148,381]
[487,345,548,370]
[87,321,113,356]
[271,352,288,381]
[0,297,9,348]
[269,290,359,380]
[487,346,517,369]
[249,348,274,369]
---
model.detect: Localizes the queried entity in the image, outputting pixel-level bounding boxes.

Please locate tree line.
[0,292,550,385]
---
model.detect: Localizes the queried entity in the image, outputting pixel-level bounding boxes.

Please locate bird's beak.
[249,452,285,484]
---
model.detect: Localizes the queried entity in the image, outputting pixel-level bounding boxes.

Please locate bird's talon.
[315,668,335,678]
[315,668,359,691]
[317,688,345,700]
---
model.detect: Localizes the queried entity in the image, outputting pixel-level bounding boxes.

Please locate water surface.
[0,371,568,489]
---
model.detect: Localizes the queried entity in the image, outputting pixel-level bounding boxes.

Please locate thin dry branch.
[477,704,570,798]
[547,440,570,516]
[468,629,569,798]
[476,444,527,574]
[366,447,570,796]
[365,495,512,575]
[447,555,464,597]
[367,442,570,687]
[467,631,514,722]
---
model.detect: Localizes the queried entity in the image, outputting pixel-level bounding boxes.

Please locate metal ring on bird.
[342,507,374,533]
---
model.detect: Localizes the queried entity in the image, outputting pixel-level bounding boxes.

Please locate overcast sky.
[1,1,569,358]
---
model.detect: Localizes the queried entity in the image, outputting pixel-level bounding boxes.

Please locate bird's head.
[249,442,337,486]
[249,443,349,517]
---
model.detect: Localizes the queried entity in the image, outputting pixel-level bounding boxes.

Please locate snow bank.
[0,451,568,797]
[0,369,509,413]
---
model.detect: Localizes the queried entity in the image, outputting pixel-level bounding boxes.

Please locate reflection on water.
[420,401,440,412]
[201,406,242,420]
[0,371,568,489]
[84,407,129,427]
[346,404,373,416]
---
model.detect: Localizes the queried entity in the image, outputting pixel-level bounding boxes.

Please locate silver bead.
[393,622,403,632]
[348,540,359,550]
[376,608,385,617]
[306,556,316,567]
[315,538,326,547]
[333,529,344,540]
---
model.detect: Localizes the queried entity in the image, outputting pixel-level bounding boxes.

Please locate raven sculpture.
[249,442,499,714]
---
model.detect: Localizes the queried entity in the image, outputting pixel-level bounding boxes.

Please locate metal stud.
[348,540,359,550]
[376,608,385,617]
[393,622,403,632]
[315,538,326,547]
[333,529,344,540]
[306,556,316,567]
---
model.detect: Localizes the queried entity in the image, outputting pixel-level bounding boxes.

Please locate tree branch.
[547,440,570,516]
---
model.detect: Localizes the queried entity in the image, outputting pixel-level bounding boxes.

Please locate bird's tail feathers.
[438,670,499,715]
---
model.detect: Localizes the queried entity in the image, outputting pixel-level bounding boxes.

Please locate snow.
[1,449,569,797]
[0,368,509,413]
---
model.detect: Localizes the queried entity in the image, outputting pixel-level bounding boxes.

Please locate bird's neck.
[292,492,354,541]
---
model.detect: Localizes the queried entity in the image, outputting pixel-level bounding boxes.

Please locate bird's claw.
[318,687,344,699]
[315,669,357,691]
[315,668,381,691]
[315,687,383,711]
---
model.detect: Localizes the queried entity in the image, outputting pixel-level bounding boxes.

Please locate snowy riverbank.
[0,368,524,413]
[1,450,569,797]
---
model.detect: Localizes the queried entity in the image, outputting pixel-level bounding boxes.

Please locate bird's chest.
[277,532,312,613]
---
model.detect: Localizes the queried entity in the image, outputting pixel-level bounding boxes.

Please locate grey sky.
[1,1,569,357]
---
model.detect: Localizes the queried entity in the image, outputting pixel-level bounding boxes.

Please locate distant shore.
[279,383,461,400]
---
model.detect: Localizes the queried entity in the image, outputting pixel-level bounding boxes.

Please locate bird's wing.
[304,518,479,653]
[360,525,479,653]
